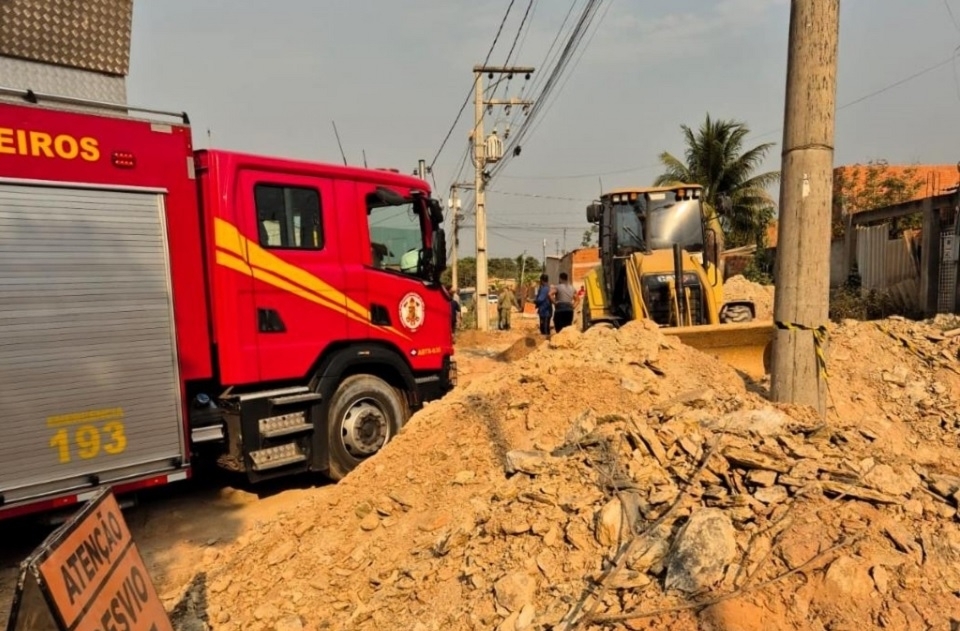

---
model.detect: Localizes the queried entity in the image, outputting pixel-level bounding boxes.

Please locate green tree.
[654,114,780,249]
[832,160,923,238]
[440,257,476,288]
[581,225,598,247]
[439,255,540,290]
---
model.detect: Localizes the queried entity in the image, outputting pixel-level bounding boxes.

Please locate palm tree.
[654,114,780,249]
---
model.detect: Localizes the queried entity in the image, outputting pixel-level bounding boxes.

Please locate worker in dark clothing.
[533,274,553,336]
[552,272,577,333]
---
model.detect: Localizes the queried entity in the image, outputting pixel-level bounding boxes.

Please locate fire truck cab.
[0,91,455,519]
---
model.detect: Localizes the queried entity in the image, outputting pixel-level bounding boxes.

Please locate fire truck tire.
[327,374,408,481]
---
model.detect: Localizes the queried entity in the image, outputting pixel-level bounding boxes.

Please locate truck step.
[191,424,224,444]
[258,412,312,439]
[269,392,323,406]
[249,443,307,472]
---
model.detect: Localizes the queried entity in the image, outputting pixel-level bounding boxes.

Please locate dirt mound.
[724,275,775,321]
[498,334,545,362]
[191,317,960,631]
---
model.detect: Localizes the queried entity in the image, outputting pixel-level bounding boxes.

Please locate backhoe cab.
[582,184,774,379]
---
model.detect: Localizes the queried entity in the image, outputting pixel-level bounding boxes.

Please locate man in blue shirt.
[533,274,553,336]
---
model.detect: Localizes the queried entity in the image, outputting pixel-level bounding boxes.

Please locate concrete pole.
[449,185,460,291]
[770,0,840,416]
[474,71,489,330]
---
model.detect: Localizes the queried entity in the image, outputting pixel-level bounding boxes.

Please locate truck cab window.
[366,196,424,277]
[255,184,323,250]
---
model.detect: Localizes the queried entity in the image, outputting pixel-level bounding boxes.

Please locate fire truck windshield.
[368,199,428,278]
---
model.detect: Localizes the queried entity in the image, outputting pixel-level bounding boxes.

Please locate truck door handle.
[258,308,286,333]
[370,304,391,326]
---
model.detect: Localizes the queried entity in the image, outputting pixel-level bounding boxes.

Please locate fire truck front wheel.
[327,374,408,481]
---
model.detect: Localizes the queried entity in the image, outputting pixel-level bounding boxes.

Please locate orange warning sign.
[20,489,173,631]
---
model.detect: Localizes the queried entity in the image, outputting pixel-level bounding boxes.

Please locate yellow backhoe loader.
[581,184,774,378]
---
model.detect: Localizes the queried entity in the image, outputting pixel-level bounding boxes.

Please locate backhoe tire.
[720,304,754,323]
[327,374,408,481]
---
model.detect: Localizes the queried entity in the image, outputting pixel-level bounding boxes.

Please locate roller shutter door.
[0,182,185,506]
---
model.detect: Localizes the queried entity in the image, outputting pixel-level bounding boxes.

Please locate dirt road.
[0,318,538,621]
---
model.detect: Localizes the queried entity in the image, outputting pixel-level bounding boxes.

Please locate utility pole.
[770,0,840,416]
[519,249,527,310]
[473,65,534,330]
[542,238,547,268]
[448,185,463,290]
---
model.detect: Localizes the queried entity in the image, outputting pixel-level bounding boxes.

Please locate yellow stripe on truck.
[212,218,411,342]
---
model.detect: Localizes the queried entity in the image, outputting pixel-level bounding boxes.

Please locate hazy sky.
[129,0,960,258]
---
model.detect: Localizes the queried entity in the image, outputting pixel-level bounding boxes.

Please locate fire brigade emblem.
[399,293,426,332]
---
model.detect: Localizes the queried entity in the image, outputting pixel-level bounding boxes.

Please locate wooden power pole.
[770,0,841,416]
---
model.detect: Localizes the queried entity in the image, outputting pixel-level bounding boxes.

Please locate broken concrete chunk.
[821,480,899,505]
[823,556,873,599]
[745,470,778,488]
[632,419,668,465]
[705,408,789,437]
[607,570,652,590]
[595,498,625,547]
[723,447,791,473]
[928,473,960,499]
[863,464,921,497]
[871,565,890,593]
[753,485,789,505]
[881,522,917,554]
[504,450,555,476]
[664,508,737,594]
[626,529,672,574]
[494,572,537,613]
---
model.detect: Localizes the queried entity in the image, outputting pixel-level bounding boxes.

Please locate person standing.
[498,285,518,331]
[534,274,553,336]
[552,272,577,333]
[448,286,461,337]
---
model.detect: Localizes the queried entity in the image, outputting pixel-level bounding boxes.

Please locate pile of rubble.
[183,316,960,631]
[723,275,774,321]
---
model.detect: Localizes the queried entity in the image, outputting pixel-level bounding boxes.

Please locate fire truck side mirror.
[435,229,447,275]
[429,198,445,225]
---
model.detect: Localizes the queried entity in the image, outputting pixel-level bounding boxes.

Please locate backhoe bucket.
[664,321,775,380]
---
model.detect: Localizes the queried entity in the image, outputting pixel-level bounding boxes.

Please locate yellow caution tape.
[775,321,829,381]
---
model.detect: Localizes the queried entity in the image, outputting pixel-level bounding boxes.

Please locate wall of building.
[0,0,131,104]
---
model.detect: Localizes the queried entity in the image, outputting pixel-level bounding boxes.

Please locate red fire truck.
[0,89,456,520]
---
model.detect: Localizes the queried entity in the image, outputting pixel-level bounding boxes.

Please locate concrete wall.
[559,247,600,289]
[829,240,847,287]
[545,256,561,283]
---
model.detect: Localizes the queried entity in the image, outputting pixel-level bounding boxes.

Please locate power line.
[944,0,960,34]
[494,0,538,118]
[499,161,662,181]
[749,51,959,141]
[495,0,587,150]
[508,0,614,153]
[429,0,518,171]
[491,47,960,181]
[490,0,608,180]
[501,0,536,73]
[487,189,591,201]
[464,222,586,230]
